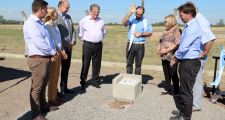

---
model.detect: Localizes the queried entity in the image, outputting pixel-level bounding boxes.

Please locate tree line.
[0,15,22,24]
[0,15,224,27]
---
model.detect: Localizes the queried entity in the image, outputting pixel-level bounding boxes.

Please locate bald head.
[58,0,70,14]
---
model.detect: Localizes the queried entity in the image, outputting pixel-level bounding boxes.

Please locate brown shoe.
[49,106,59,111]
[49,100,62,106]
[33,115,48,120]
[56,96,66,103]
[41,106,59,114]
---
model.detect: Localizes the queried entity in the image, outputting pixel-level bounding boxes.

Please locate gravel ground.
[0,58,225,120]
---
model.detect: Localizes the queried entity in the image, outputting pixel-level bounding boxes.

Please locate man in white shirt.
[78,4,106,91]
[193,11,216,112]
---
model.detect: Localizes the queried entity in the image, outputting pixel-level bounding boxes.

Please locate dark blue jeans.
[126,43,145,75]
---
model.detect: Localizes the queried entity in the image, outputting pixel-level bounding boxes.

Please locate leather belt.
[29,55,52,59]
[132,41,145,44]
[84,40,102,45]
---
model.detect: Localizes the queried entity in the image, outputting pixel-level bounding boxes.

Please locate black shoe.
[34,115,48,120]
[81,85,86,92]
[172,110,180,116]
[80,81,87,90]
[57,92,65,98]
[41,106,59,114]
[170,115,185,120]
[92,83,101,88]
[64,89,75,94]
[157,81,165,88]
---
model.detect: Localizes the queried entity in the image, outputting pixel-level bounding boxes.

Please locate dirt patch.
[107,100,133,110]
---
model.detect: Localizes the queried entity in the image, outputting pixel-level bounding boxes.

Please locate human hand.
[170,56,177,67]
[61,50,68,60]
[51,54,57,62]
[130,4,136,13]
[71,41,76,46]
[199,52,208,60]
[157,45,161,55]
[67,42,73,49]
[134,32,141,38]
[159,48,168,54]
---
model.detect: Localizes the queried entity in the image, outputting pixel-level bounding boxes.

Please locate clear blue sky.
[0,0,224,24]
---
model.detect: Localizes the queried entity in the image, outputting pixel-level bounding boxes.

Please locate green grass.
[0,25,224,70]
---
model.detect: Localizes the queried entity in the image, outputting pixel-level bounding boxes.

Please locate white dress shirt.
[78,15,106,43]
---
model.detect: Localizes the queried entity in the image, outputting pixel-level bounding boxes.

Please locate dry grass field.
[0,24,224,69]
[0,24,224,100]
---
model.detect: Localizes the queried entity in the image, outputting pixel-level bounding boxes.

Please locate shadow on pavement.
[142,74,154,84]
[0,66,31,93]
[101,73,120,84]
[17,111,32,120]
[0,66,31,82]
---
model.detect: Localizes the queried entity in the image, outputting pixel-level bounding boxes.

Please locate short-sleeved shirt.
[196,13,216,51]
[127,16,153,42]
[160,27,181,60]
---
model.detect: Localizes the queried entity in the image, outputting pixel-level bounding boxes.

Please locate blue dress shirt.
[127,16,153,42]
[175,18,202,60]
[23,15,56,56]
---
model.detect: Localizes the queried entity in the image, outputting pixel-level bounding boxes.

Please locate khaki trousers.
[48,55,61,102]
[27,57,51,119]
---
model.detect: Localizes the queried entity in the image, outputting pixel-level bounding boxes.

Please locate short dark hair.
[136,6,145,14]
[58,1,62,8]
[177,2,196,17]
[90,4,100,11]
[32,0,48,13]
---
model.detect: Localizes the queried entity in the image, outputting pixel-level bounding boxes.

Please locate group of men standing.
[23,0,105,120]
[23,0,215,120]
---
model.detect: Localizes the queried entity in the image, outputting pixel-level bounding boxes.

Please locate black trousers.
[80,41,102,85]
[174,59,200,120]
[161,60,179,94]
[60,49,72,92]
[126,43,145,75]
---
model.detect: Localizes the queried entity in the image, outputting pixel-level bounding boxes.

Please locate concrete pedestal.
[113,73,142,100]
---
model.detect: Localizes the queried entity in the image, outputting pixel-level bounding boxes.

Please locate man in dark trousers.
[122,5,152,75]
[57,0,76,96]
[170,2,202,120]
[78,4,106,91]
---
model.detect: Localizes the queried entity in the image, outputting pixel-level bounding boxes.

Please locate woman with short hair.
[157,15,181,95]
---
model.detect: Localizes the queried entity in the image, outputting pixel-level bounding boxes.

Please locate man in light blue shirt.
[170,2,202,120]
[23,0,56,119]
[122,5,152,75]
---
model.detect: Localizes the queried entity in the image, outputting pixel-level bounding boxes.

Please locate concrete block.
[113,73,142,100]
